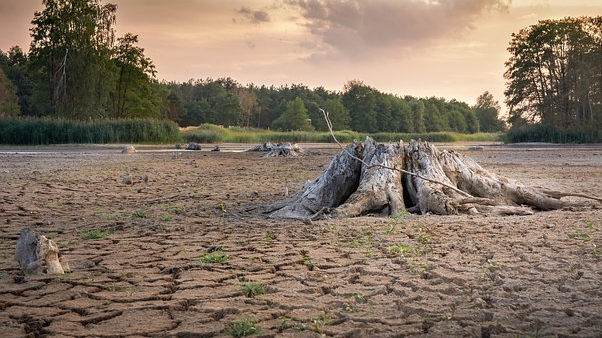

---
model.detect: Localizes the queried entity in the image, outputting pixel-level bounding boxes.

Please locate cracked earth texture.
[0,143,601,337]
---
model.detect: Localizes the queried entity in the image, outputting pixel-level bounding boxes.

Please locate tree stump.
[262,143,304,157]
[186,142,201,150]
[267,137,600,220]
[15,228,67,275]
[248,142,276,152]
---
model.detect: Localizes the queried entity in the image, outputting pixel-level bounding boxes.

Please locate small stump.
[15,228,67,275]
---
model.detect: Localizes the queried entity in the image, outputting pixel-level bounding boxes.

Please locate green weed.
[225,317,260,337]
[132,209,148,219]
[241,282,267,297]
[567,230,590,240]
[80,230,106,240]
[159,215,172,222]
[197,251,229,264]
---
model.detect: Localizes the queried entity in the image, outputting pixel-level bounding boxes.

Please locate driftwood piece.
[248,142,276,152]
[267,137,600,219]
[186,142,201,150]
[263,143,304,157]
[15,228,66,275]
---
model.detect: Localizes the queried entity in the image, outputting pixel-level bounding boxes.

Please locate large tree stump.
[15,228,67,275]
[267,137,600,220]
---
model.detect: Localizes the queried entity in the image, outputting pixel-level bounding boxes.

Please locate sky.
[1,0,601,114]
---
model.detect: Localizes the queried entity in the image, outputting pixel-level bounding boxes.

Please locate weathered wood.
[267,137,600,220]
[267,141,363,219]
[15,228,66,275]
[332,139,405,217]
[263,143,304,157]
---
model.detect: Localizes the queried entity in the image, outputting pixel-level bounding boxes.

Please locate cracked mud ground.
[0,144,601,337]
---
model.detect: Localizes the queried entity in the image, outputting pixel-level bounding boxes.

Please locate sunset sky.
[1,0,600,114]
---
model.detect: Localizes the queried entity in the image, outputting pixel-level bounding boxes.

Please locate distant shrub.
[504,124,602,143]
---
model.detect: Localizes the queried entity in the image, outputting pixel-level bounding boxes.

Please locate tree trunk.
[267,137,599,220]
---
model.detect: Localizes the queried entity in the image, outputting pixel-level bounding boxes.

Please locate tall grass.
[183,124,502,144]
[0,117,182,145]
[504,124,602,143]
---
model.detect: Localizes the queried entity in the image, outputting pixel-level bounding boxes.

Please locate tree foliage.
[0,67,20,117]
[21,0,161,119]
[272,97,312,131]
[505,16,602,131]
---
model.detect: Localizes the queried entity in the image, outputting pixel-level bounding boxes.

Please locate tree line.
[1,0,512,135]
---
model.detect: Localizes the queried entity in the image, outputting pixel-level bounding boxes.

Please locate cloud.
[284,0,511,55]
[238,6,271,24]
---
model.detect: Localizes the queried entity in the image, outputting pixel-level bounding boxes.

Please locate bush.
[0,117,181,145]
[504,124,602,143]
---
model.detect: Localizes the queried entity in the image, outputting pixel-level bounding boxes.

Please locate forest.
[0,0,600,143]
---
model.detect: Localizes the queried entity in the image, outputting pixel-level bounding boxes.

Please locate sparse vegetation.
[159,215,172,222]
[225,317,260,337]
[80,229,106,240]
[241,282,267,297]
[197,251,229,264]
[568,230,591,241]
[132,209,148,219]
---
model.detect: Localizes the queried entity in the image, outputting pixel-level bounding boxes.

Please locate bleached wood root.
[267,141,363,219]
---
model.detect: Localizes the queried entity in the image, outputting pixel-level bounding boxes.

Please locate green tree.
[342,80,377,132]
[323,98,350,130]
[112,33,160,118]
[272,97,312,131]
[0,47,32,115]
[0,67,20,117]
[474,91,505,132]
[29,0,118,118]
[505,17,602,130]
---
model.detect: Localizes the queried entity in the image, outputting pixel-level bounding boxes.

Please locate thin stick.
[320,108,472,197]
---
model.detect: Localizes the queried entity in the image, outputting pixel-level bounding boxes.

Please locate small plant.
[264,231,276,242]
[169,207,184,215]
[225,317,259,337]
[197,251,229,264]
[417,227,432,244]
[219,202,226,214]
[278,316,291,331]
[388,210,409,234]
[132,209,148,219]
[344,240,361,248]
[585,221,594,229]
[388,242,417,255]
[159,215,172,222]
[81,229,106,240]
[354,292,367,303]
[311,314,328,334]
[58,241,71,248]
[241,282,267,297]
[567,230,590,240]
[344,303,357,312]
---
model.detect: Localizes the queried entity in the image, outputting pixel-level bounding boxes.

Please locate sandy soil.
[0,143,601,337]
